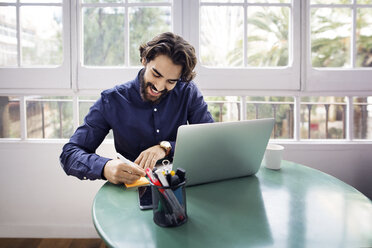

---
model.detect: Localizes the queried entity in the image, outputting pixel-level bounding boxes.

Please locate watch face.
[160,141,171,153]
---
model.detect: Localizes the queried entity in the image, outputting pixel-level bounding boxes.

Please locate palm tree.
[356,9,372,67]
[246,6,289,67]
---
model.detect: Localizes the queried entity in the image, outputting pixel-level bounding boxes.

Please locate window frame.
[185,0,301,91]
[76,0,182,90]
[0,0,71,89]
[1,0,372,143]
[304,1,372,92]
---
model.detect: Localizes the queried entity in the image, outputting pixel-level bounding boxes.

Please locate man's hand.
[103,159,146,185]
[134,145,166,170]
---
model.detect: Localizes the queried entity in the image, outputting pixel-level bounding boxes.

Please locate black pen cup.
[151,181,187,227]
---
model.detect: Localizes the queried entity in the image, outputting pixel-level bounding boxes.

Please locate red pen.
[146,168,185,221]
[146,168,163,188]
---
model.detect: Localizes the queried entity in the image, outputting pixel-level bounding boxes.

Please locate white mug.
[264,144,284,170]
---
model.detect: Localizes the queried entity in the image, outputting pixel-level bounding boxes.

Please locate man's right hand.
[103,159,146,185]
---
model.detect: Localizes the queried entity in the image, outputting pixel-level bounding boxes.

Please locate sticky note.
[124,177,150,188]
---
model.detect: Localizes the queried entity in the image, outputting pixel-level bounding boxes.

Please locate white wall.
[0,142,113,238]
[0,142,371,238]
[282,143,372,200]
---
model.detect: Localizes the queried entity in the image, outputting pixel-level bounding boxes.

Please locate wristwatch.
[159,141,172,156]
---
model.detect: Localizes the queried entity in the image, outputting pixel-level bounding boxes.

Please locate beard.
[139,69,169,105]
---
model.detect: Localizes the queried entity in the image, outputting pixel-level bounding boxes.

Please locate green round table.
[92,161,372,248]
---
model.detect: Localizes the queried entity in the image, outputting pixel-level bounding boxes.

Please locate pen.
[117,153,141,168]
[146,168,179,223]
[155,170,169,187]
[146,168,186,221]
[146,168,162,188]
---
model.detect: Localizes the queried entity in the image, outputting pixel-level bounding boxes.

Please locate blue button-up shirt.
[60,70,214,180]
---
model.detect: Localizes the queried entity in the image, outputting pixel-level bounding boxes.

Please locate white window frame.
[0,0,71,89]
[184,0,301,91]
[76,0,182,90]
[304,1,372,92]
[1,0,372,143]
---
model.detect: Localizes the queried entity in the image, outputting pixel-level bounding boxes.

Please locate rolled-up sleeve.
[59,95,111,180]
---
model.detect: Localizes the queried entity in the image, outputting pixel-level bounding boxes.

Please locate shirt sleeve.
[187,84,214,125]
[59,95,112,180]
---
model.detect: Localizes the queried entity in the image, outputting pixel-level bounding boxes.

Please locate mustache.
[146,82,168,94]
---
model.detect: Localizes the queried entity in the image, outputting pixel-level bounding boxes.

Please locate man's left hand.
[134,145,166,170]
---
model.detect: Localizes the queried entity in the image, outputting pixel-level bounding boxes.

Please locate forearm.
[60,142,111,180]
[60,94,112,180]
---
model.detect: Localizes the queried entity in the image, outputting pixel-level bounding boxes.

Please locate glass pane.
[246,96,294,139]
[248,0,290,3]
[353,96,372,139]
[20,6,63,66]
[311,0,351,4]
[311,8,351,68]
[83,7,125,66]
[129,0,170,2]
[20,0,61,3]
[26,96,73,139]
[247,6,289,67]
[83,0,123,3]
[358,0,372,3]
[200,6,243,67]
[0,7,17,66]
[129,6,171,66]
[205,96,240,122]
[0,96,20,138]
[300,97,346,139]
[201,0,244,2]
[356,8,372,67]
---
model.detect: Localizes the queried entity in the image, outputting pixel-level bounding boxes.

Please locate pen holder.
[151,181,187,227]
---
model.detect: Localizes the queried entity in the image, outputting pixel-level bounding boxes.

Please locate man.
[60,32,214,185]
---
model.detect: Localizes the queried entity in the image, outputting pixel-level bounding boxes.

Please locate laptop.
[172,118,275,186]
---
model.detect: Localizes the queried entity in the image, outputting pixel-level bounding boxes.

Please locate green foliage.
[329,127,343,139]
[246,6,289,67]
[84,8,125,66]
[83,6,170,66]
[129,7,171,66]
[311,7,372,68]
[246,96,293,138]
[50,101,74,139]
[206,96,227,122]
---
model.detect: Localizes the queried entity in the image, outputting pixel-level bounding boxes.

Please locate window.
[200,0,290,68]
[26,96,73,139]
[353,96,372,139]
[246,96,294,139]
[0,96,20,138]
[0,0,70,88]
[188,0,300,90]
[205,96,241,122]
[305,0,372,91]
[2,94,372,140]
[77,0,177,89]
[300,97,346,139]
[1,0,372,142]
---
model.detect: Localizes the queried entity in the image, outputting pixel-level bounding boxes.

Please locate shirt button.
[83,176,87,180]
[154,108,157,112]
[156,129,160,133]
